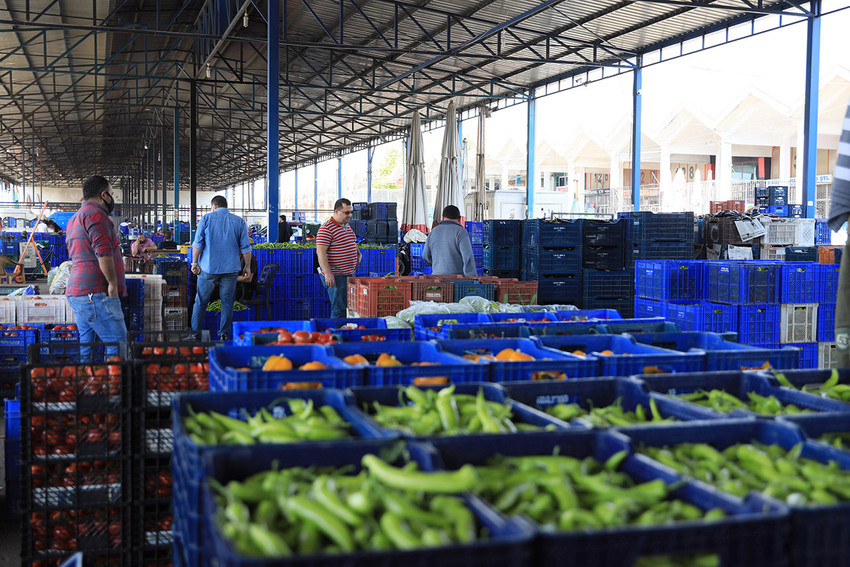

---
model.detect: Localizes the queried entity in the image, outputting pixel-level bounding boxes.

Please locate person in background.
[316,198,360,318]
[65,175,127,360]
[131,233,157,258]
[188,195,252,341]
[158,231,178,250]
[278,214,293,243]
[236,253,259,300]
[829,99,850,368]
[422,205,477,277]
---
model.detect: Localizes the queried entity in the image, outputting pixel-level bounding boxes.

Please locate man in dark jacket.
[278,214,293,243]
[829,100,850,368]
[422,205,477,277]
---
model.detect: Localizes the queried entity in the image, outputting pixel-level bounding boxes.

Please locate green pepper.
[362,454,477,493]
[247,523,292,556]
[312,476,362,526]
[285,495,355,551]
[380,512,420,549]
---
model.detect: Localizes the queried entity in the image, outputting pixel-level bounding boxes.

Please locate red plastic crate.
[494,279,538,305]
[354,277,412,317]
[410,279,453,303]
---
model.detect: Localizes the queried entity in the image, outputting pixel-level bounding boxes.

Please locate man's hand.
[191,264,201,275]
[107,282,118,297]
[325,272,335,287]
[242,269,252,280]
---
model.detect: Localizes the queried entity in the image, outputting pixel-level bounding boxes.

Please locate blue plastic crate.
[784,246,818,262]
[633,298,668,319]
[666,301,737,334]
[617,211,695,243]
[755,187,770,198]
[631,331,801,371]
[737,304,781,346]
[525,321,610,336]
[769,186,789,198]
[786,342,818,369]
[208,344,364,391]
[536,334,702,376]
[817,303,835,342]
[312,316,411,342]
[5,398,19,440]
[619,418,850,567]
[581,219,626,247]
[330,341,487,386]
[707,262,781,304]
[364,248,396,275]
[769,194,787,206]
[582,269,634,300]
[488,311,559,324]
[284,273,319,299]
[521,247,581,276]
[351,219,366,239]
[0,325,41,348]
[369,201,397,220]
[628,241,693,264]
[202,440,534,567]
[555,309,622,321]
[444,324,532,339]
[788,204,804,218]
[283,248,314,274]
[768,205,788,217]
[815,220,831,245]
[819,263,839,304]
[640,370,849,415]
[311,298,332,318]
[203,309,251,337]
[483,246,520,271]
[452,280,495,302]
[427,428,788,567]
[635,260,705,300]
[503,378,718,426]
[232,320,314,346]
[535,274,582,305]
[436,337,597,381]
[281,298,312,320]
[583,297,635,318]
[349,382,567,438]
[522,219,582,248]
[780,262,820,303]
[483,219,522,246]
[413,313,492,340]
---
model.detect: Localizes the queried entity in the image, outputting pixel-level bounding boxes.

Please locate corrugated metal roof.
[0,0,800,190]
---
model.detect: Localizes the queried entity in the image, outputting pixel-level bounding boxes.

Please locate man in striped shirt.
[316,198,361,318]
[829,100,850,368]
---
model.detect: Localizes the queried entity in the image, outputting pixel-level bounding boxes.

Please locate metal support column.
[526,94,537,219]
[367,144,374,202]
[802,0,821,219]
[294,168,298,211]
[153,136,159,231]
[338,157,342,199]
[631,55,643,212]
[190,79,198,243]
[267,0,280,243]
[173,107,180,240]
[314,161,319,221]
[162,128,167,232]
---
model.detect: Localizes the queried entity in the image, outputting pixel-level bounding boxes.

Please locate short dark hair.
[83,175,110,200]
[211,195,227,208]
[442,205,461,220]
[164,231,173,239]
[279,214,287,221]
[333,198,351,212]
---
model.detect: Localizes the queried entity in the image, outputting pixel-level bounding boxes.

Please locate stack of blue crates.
[618,212,694,267]
[521,219,582,305]
[580,219,630,315]
[466,222,484,275]
[408,243,431,275]
[756,186,789,216]
[123,278,145,331]
[483,220,522,278]
[815,219,831,245]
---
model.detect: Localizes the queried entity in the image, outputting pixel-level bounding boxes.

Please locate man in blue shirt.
[188,195,252,340]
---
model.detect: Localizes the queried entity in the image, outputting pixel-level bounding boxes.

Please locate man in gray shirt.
[422,205,477,277]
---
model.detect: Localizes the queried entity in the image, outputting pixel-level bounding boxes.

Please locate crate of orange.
[436,337,598,382]
[330,341,487,386]
[535,334,703,376]
[208,344,365,391]
[352,277,412,317]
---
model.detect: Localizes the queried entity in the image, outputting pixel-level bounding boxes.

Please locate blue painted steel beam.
[338,157,342,199]
[295,167,299,211]
[631,55,642,212]
[526,95,536,219]
[173,106,180,239]
[802,0,821,219]
[314,161,319,220]
[367,144,374,202]
[267,0,280,244]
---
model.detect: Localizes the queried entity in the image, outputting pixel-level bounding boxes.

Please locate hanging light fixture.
[206,64,211,78]
[243,12,249,27]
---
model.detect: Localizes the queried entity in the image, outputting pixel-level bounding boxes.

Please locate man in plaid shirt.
[65,175,127,360]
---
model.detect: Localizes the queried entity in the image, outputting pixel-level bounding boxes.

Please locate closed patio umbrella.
[401,111,429,234]
[432,100,465,227]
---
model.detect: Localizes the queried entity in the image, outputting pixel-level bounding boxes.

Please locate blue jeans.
[192,271,238,339]
[323,274,351,319]
[67,293,128,361]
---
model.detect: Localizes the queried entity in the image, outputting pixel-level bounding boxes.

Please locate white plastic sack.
[6,285,34,297]
[383,316,411,329]
[459,295,498,313]
[403,229,428,244]
[49,260,73,295]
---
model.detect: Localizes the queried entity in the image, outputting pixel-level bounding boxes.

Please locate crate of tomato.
[312,317,412,342]
[133,343,216,411]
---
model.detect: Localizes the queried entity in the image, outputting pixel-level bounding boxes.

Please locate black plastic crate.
[484,246,521,271]
[583,296,635,317]
[352,202,370,220]
[522,247,581,276]
[537,274,582,305]
[583,246,625,270]
[369,202,397,220]
[522,219,582,248]
[617,211,694,243]
[582,269,635,301]
[581,219,626,247]
[628,241,693,264]
[22,505,131,566]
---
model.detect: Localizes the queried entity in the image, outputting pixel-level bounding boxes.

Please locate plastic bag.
[383,316,411,329]
[6,285,35,296]
[47,267,59,291]
[403,229,428,243]
[49,260,73,295]
[459,295,499,313]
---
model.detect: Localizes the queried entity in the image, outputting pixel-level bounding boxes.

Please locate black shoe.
[181,332,200,342]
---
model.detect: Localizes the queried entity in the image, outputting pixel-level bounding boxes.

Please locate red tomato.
[292,330,311,344]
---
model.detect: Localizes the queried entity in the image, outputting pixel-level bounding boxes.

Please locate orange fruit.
[598,350,615,356]
[411,362,439,366]
[572,350,586,358]
[495,348,517,361]
[463,354,480,362]
[344,354,369,366]
[300,361,328,371]
[262,355,293,371]
[508,351,534,362]
[376,353,403,367]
